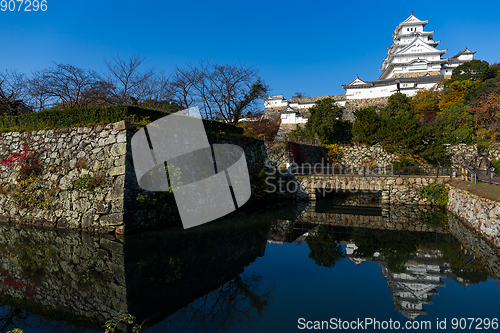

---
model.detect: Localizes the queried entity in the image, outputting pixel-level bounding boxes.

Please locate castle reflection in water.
[0,198,499,332]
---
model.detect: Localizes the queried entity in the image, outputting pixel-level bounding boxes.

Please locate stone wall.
[340,144,397,167]
[343,97,389,122]
[0,121,130,234]
[340,143,499,169]
[292,174,451,204]
[263,141,326,170]
[0,123,286,233]
[447,185,500,247]
[392,71,441,79]
[445,144,478,166]
[276,123,304,139]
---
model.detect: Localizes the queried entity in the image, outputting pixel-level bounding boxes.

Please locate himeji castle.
[342,12,475,100]
[265,13,476,133]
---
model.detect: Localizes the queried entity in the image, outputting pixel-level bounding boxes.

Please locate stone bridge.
[290,174,451,205]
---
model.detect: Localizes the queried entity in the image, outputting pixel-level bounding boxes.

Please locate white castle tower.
[342,12,475,100]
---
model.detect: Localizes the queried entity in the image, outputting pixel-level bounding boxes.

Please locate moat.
[0,195,499,332]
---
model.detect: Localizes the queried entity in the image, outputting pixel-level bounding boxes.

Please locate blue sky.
[1,0,500,103]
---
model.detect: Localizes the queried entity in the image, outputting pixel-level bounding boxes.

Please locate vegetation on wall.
[0,105,243,135]
[420,183,449,207]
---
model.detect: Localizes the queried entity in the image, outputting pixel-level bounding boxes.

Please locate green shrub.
[0,105,243,135]
[492,160,500,172]
[420,183,449,207]
[74,173,105,192]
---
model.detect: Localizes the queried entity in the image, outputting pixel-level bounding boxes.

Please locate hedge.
[0,105,243,135]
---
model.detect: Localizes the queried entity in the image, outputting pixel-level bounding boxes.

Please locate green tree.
[464,74,500,104]
[450,59,496,82]
[435,103,476,144]
[304,98,352,144]
[378,93,424,154]
[418,103,476,163]
[352,106,381,144]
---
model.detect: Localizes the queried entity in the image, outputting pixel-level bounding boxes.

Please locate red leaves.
[0,145,35,169]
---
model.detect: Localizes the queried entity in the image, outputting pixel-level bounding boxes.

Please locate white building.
[342,12,475,100]
[265,12,476,127]
[280,105,308,124]
[264,95,346,126]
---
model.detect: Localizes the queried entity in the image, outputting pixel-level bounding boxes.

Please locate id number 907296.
[1,0,47,11]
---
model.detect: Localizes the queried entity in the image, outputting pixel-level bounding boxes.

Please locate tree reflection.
[154,271,275,332]
[0,307,26,333]
[306,226,350,268]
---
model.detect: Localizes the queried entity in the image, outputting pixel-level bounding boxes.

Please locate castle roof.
[394,12,428,35]
[281,105,298,114]
[342,73,443,89]
[451,47,477,58]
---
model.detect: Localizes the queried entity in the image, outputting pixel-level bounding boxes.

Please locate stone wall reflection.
[0,225,126,327]
[0,211,275,331]
[448,214,500,280]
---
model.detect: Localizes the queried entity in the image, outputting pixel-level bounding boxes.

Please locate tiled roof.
[343,74,443,89]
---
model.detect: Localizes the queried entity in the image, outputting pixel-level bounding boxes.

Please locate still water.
[1,195,500,332]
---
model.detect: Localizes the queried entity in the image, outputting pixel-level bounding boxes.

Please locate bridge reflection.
[268,200,499,321]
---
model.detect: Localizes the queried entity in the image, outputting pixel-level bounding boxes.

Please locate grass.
[448,178,500,202]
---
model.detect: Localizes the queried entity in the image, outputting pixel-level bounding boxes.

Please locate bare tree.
[291,92,307,99]
[104,53,154,104]
[138,70,173,106]
[43,63,100,109]
[168,65,200,109]
[0,70,30,101]
[0,71,32,115]
[26,69,54,111]
[79,80,118,107]
[202,61,268,123]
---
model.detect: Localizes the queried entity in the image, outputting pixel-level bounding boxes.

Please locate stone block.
[111,143,127,157]
[106,175,125,201]
[95,202,111,214]
[100,213,123,226]
[109,166,125,177]
[56,217,69,229]
[116,133,126,143]
[82,209,96,229]
[113,121,127,131]
[104,136,116,145]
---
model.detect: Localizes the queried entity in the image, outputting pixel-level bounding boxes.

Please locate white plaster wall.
[264,99,288,108]
[281,113,307,124]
